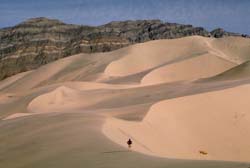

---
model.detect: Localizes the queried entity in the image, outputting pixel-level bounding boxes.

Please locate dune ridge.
[1,36,250,165]
[141,52,235,85]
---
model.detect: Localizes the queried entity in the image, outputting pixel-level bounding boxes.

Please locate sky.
[0,0,250,34]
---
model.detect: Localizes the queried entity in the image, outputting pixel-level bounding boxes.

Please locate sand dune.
[0,55,79,93]
[1,36,250,93]
[0,93,17,104]
[28,86,85,113]
[0,48,128,93]
[141,52,235,85]
[3,112,35,120]
[27,82,136,115]
[210,37,250,64]
[104,36,250,78]
[105,36,210,77]
[203,61,250,81]
[103,84,250,162]
[1,36,250,167]
[0,71,32,91]
[64,81,136,90]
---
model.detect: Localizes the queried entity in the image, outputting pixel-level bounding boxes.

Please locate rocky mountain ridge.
[0,17,248,80]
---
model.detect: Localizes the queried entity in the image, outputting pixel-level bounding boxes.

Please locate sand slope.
[141,52,235,85]
[210,37,250,64]
[27,82,136,114]
[104,36,250,78]
[203,61,250,82]
[1,36,250,93]
[105,36,210,77]
[103,84,250,162]
[1,36,250,166]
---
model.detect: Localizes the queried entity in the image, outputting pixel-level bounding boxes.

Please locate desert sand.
[141,52,235,85]
[103,84,250,162]
[1,36,250,167]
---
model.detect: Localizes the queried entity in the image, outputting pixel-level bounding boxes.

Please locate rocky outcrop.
[0,17,248,80]
[210,28,241,38]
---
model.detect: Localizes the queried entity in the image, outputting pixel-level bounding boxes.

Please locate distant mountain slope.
[0,17,248,80]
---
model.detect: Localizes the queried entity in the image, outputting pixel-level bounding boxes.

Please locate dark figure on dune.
[127,138,132,148]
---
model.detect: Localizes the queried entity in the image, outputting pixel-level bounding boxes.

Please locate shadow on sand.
[102,150,131,154]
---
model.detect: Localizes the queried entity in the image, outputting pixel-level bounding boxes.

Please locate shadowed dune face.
[201,61,250,82]
[210,37,250,64]
[1,36,250,167]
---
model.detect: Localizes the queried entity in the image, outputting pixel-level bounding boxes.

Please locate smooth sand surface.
[3,55,80,93]
[0,71,33,91]
[2,112,247,168]
[104,36,250,78]
[210,37,250,64]
[202,61,250,82]
[27,86,83,113]
[105,36,209,77]
[103,84,250,162]
[27,82,138,115]
[1,36,250,167]
[0,94,16,104]
[141,52,235,85]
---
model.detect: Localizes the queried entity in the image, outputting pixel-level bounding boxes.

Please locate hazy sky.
[0,0,250,34]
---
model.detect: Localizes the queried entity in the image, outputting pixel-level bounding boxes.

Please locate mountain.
[0,17,248,80]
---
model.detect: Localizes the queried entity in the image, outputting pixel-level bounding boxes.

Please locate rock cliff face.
[210,28,242,38]
[0,17,247,80]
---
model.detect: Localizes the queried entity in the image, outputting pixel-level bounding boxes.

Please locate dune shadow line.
[102,150,131,154]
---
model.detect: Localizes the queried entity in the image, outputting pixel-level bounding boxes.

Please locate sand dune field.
[1,36,250,168]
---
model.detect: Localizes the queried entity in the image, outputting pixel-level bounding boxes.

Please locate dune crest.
[104,36,250,86]
[1,36,250,165]
[3,113,35,120]
[104,36,210,77]
[141,52,235,85]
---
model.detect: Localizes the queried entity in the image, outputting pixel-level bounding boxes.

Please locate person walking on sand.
[127,138,132,148]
